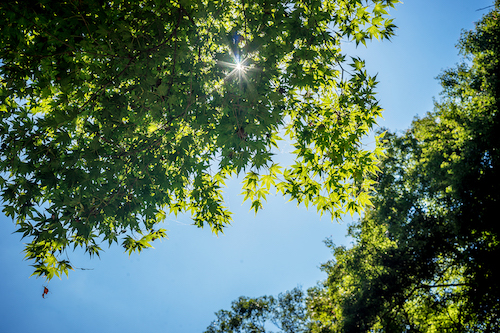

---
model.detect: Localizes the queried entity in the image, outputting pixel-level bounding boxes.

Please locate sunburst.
[219,54,254,82]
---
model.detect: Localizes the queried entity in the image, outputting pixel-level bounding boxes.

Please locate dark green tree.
[205,287,310,333]
[311,2,500,331]
[0,0,398,279]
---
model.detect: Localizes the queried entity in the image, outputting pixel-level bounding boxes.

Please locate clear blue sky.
[0,1,493,332]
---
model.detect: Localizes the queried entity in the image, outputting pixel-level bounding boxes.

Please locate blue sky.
[0,1,494,332]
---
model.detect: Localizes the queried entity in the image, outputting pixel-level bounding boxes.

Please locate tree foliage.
[205,287,310,333]
[208,3,500,332]
[311,3,500,331]
[0,0,398,279]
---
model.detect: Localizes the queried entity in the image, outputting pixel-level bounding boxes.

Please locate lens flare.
[218,54,255,82]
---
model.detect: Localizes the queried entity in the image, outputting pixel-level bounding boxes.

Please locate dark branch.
[476,5,495,11]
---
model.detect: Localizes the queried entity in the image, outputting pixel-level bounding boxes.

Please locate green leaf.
[0,0,400,280]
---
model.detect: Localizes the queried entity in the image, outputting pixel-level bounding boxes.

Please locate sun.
[235,61,243,71]
[233,58,247,74]
[218,54,254,82]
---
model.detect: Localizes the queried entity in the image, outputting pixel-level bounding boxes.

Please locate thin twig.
[476,5,494,11]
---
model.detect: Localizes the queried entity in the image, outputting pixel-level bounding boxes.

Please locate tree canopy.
[311,3,500,331]
[208,2,500,332]
[0,0,398,279]
[205,287,310,333]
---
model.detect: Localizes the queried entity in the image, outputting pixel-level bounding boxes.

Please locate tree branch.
[418,283,469,289]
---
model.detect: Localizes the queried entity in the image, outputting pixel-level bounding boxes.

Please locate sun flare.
[218,54,254,82]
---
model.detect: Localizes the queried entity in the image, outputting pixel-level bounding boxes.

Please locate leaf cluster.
[207,3,500,332]
[0,0,398,279]
[309,3,500,331]
[205,287,310,333]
